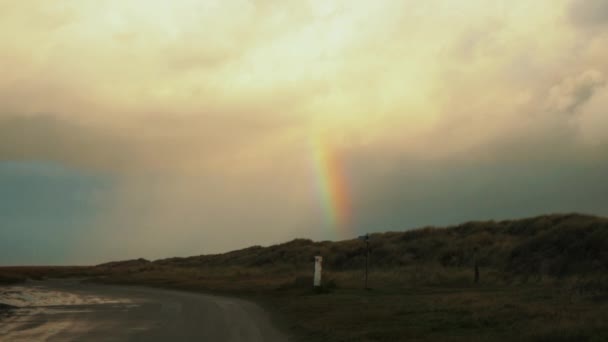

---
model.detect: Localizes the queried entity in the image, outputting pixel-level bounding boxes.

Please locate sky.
[1,0,607,265]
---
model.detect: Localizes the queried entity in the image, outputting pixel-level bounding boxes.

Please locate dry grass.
[2,213,608,341]
[61,264,608,341]
[268,284,608,342]
[3,265,608,341]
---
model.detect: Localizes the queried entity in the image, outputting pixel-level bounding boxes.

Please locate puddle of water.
[0,286,133,308]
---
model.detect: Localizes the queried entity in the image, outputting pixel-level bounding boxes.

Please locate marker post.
[313,256,323,288]
[358,234,370,289]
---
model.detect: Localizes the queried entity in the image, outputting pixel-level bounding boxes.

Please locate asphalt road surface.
[0,279,288,341]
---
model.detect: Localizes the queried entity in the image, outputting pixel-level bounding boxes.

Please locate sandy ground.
[0,279,288,341]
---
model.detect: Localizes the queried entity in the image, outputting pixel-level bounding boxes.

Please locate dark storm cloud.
[0,161,112,265]
[344,141,608,233]
[0,115,133,171]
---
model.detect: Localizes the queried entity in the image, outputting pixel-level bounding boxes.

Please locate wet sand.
[0,279,288,341]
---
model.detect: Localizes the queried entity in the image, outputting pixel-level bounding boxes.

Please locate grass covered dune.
[2,213,608,341]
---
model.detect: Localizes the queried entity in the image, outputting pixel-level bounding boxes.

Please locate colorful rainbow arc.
[310,135,352,238]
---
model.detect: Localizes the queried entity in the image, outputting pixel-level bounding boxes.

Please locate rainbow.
[310,135,352,238]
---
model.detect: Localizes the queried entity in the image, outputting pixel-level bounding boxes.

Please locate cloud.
[546,70,606,114]
[0,116,132,171]
[2,0,608,263]
[0,113,303,174]
[0,161,111,265]
[569,0,608,28]
[576,86,608,145]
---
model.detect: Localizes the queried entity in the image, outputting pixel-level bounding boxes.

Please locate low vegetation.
[0,273,25,285]
[0,266,93,284]
[2,213,608,341]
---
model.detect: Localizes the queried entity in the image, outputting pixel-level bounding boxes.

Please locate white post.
[314,256,323,287]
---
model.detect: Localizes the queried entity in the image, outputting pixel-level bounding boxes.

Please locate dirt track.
[0,279,288,341]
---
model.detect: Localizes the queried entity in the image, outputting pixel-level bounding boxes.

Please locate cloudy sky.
[1,0,607,265]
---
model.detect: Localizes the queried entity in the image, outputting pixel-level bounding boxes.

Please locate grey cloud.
[546,70,606,114]
[569,0,608,28]
[342,137,608,234]
[0,115,134,172]
[0,113,301,173]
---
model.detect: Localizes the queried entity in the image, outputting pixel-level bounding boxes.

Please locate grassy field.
[2,213,608,341]
[81,265,608,341]
[4,265,607,341]
[269,284,608,341]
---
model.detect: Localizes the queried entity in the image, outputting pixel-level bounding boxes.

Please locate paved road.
[0,279,288,341]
